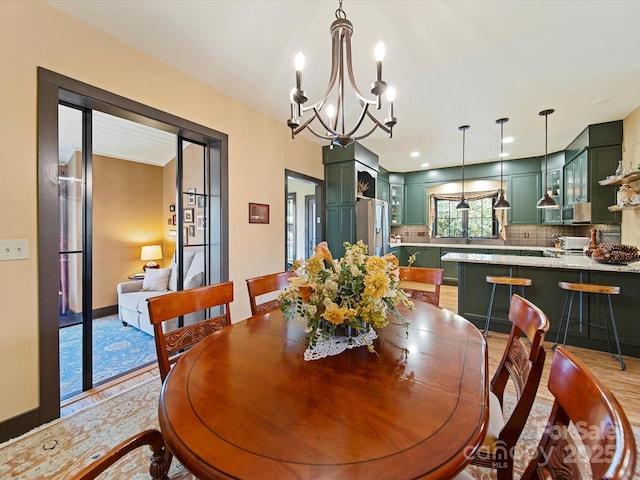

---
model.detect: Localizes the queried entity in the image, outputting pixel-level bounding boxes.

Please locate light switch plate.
[0,239,30,261]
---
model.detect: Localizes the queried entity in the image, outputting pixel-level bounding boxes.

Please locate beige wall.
[93,155,164,309]
[621,107,640,246]
[0,1,322,423]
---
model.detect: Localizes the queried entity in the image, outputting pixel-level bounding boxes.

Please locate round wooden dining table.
[158,301,488,479]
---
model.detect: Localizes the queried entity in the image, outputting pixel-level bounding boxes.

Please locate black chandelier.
[287,0,396,148]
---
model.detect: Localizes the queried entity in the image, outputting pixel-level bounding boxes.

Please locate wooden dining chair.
[398,266,444,306]
[147,281,233,382]
[246,270,295,315]
[469,293,550,480]
[69,429,172,480]
[521,346,636,480]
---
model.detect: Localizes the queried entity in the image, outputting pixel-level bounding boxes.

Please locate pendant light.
[456,125,470,210]
[493,118,511,210]
[536,108,558,208]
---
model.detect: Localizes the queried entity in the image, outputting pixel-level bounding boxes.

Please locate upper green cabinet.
[390,183,404,226]
[563,121,622,224]
[403,183,427,225]
[508,172,542,224]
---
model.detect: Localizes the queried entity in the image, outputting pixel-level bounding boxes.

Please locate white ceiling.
[47,0,640,172]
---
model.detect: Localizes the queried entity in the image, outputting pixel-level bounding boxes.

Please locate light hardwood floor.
[62,285,640,427]
[440,284,640,426]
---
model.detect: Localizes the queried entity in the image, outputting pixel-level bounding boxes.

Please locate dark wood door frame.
[0,68,231,443]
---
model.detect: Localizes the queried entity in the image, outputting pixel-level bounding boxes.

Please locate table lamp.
[141,245,162,271]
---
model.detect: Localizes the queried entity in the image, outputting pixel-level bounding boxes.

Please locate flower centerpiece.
[280,241,414,356]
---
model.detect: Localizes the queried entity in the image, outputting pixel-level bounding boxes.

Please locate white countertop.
[390,242,555,252]
[441,252,640,274]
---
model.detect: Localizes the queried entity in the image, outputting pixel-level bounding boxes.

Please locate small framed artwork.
[184,208,194,223]
[188,225,196,237]
[187,188,196,205]
[183,227,189,245]
[249,203,269,224]
[167,217,172,225]
[172,214,176,226]
[196,215,206,230]
[169,204,175,212]
[197,195,206,208]
[169,229,176,240]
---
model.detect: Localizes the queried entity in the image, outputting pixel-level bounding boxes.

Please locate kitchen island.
[389,242,555,285]
[441,252,640,357]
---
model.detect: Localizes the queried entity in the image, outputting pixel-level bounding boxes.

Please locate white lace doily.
[304,328,378,361]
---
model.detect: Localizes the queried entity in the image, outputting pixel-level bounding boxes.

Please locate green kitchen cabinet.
[403,246,440,268]
[508,172,542,224]
[563,121,622,224]
[325,206,354,258]
[377,177,390,203]
[542,169,562,224]
[390,184,404,226]
[440,248,479,285]
[403,183,427,225]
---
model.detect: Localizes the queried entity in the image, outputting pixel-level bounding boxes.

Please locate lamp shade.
[141,245,162,270]
[141,245,163,261]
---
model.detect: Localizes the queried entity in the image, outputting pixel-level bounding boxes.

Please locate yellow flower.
[364,270,390,299]
[323,301,357,325]
[305,256,324,276]
[292,259,302,270]
[365,255,386,273]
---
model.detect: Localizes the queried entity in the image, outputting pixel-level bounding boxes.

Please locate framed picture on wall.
[169,229,176,240]
[197,196,206,208]
[169,204,175,212]
[187,188,196,205]
[249,203,269,224]
[196,215,205,230]
[184,208,194,223]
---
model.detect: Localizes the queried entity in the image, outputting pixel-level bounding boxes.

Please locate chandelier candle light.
[456,125,470,211]
[287,0,397,148]
[494,118,511,210]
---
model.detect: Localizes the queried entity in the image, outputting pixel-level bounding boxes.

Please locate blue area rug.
[59,315,157,400]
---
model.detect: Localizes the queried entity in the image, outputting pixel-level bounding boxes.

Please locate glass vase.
[615,161,626,177]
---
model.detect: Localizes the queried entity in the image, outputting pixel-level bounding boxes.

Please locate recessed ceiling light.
[499,152,509,158]
[421,163,429,168]
[410,151,420,158]
[502,137,514,144]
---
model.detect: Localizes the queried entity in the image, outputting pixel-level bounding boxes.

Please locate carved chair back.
[472,294,550,480]
[521,346,636,480]
[246,270,296,315]
[147,281,233,382]
[398,267,444,306]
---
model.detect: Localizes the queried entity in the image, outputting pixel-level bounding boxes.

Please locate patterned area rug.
[1,377,638,479]
[59,315,157,399]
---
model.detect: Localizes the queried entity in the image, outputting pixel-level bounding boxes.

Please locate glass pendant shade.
[537,109,557,209]
[494,118,510,210]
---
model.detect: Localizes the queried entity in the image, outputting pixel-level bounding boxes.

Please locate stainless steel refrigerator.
[355,198,389,256]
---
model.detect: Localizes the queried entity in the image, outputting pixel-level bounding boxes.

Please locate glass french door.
[57,107,222,401]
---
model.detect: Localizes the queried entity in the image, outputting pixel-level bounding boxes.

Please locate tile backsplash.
[390,224,621,247]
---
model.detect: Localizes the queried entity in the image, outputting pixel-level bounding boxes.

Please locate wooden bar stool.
[555,281,625,370]
[484,275,532,337]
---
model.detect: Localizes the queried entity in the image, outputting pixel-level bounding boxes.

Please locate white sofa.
[117,250,204,336]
